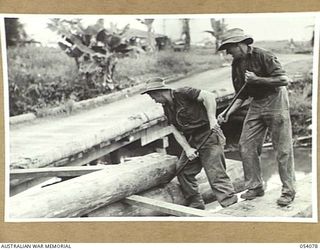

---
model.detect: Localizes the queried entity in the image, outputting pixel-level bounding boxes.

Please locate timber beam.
[124,195,215,217]
[10,165,107,180]
[47,117,169,168]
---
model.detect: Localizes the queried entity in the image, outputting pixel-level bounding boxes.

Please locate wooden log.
[10,101,164,170]
[87,178,245,217]
[87,159,244,217]
[87,180,186,217]
[8,153,177,219]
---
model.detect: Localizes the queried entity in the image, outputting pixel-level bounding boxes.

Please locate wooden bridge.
[7,68,314,220]
[9,69,236,195]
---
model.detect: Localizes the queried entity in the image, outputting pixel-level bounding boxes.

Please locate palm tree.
[205,18,228,53]
[137,18,156,52]
[181,18,191,51]
[4,18,28,47]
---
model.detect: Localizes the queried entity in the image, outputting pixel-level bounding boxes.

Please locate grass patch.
[254,40,312,54]
[284,57,313,137]
[7,45,78,116]
[288,74,312,137]
[7,45,222,116]
[114,49,221,87]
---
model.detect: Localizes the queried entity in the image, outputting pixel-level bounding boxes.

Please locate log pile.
[9,153,244,219]
[9,153,177,218]
[87,158,244,217]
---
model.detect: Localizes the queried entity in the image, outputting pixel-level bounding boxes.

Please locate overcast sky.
[16,13,316,46]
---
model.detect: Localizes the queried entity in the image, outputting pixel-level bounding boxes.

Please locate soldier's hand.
[218,111,229,124]
[211,124,226,146]
[210,122,220,131]
[245,70,258,83]
[185,148,199,161]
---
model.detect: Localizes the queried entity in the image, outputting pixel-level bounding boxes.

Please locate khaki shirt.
[232,46,287,100]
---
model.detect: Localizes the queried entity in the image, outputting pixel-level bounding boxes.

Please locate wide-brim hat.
[141,77,171,94]
[218,28,253,51]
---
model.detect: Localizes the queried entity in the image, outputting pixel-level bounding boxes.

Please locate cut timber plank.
[124,195,215,217]
[10,177,53,197]
[141,124,172,146]
[10,165,106,179]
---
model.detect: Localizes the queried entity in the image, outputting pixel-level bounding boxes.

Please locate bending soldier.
[142,78,238,209]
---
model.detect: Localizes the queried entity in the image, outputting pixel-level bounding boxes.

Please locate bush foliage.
[288,73,312,136]
[114,49,221,87]
[7,45,78,116]
[7,45,221,116]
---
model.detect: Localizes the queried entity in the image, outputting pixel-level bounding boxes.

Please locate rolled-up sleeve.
[264,55,286,77]
[176,87,201,100]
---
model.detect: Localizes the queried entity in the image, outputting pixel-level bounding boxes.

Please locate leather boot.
[187,195,205,210]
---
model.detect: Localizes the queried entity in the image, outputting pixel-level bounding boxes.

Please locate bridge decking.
[9,69,235,171]
[206,173,313,219]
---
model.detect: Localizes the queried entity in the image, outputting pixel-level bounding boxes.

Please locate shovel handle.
[222,81,248,118]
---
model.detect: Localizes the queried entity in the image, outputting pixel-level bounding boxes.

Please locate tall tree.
[4,18,27,47]
[305,25,314,47]
[137,18,156,52]
[205,18,228,53]
[311,30,314,47]
[181,19,191,51]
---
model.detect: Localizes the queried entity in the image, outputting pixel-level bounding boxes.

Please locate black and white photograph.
[1,13,318,222]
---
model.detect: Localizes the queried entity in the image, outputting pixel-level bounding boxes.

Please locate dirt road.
[170,53,312,91]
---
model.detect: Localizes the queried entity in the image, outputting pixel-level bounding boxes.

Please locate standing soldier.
[142,78,238,209]
[218,28,296,206]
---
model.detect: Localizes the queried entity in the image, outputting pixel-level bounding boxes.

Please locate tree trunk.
[87,180,186,217]
[8,153,177,219]
[87,159,244,217]
[181,19,190,51]
[210,18,227,54]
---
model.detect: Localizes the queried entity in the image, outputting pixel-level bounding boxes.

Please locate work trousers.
[177,129,236,207]
[239,87,296,196]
